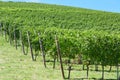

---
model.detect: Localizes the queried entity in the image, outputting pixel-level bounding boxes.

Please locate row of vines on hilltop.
[0,3,120,31]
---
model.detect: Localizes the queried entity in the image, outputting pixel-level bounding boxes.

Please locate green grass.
[0,36,63,80]
[0,35,118,80]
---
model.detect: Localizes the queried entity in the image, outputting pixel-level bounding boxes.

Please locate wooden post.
[20,31,26,55]
[117,64,119,80]
[109,65,112,72]
[116,59,119,80]
[0,23,2,36]
[8,28,12,45]
[68,65,71,79]
[86,60,90,79]
[4,28,7,41]
[0,23,3,37]
[38,33,46,68]
[68,59,71,79]
[27,31,35,61]
[83,65,85,70]
[53,53,56,69]
[95,64,98,71]
[55,35,65,79]
[102,65,104,80]
[19,30,22,46]
[87,64,89,79]
[14,29,17,50]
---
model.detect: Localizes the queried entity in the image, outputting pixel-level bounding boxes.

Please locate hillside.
[0,1,120,79]
[0,1,120,32]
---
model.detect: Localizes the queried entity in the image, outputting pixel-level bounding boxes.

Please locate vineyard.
[0,1,120,80]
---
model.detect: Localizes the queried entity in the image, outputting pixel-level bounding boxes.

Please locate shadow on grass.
[64,67,117,73]
[89,69,117,73]
[70,78,116,80]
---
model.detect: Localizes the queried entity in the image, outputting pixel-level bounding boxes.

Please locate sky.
[2,0,120,13]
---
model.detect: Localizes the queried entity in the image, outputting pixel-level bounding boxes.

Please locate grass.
[0,35,118,80]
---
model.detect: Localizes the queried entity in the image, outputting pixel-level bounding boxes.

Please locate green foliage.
[0,1,120,67]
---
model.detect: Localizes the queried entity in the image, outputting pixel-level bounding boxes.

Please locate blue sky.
[2,0,120,13]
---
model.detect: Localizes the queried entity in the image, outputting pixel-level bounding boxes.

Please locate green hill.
[0,1,120,32]
[0,1,120,79]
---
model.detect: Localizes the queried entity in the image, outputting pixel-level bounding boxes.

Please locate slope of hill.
[0,1,120,32]
[0,1,120,79]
